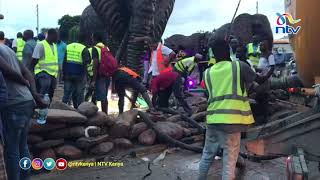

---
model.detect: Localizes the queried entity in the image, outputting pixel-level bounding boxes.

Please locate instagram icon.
[32,158,43,170]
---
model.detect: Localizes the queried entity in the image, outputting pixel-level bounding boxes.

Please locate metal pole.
[256,1,259,14]
[36,4,39,34]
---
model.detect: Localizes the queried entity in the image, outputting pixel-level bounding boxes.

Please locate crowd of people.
[0,27,277,180]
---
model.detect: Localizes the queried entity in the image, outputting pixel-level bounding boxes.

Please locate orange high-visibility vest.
[119,67,140,78]
[150,44,173,74]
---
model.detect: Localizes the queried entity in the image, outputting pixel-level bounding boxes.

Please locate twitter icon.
[43,158,56,170]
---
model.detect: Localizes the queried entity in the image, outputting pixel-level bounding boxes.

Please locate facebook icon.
[19,157,31,170]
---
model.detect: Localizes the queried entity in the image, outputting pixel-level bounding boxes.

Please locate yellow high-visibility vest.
[66,43,86,64]
[88,47,94,77]
[247,43,261,66]
[16,38,25,61]
[204,60,254,125]
[34,40,59,78]
[174,56,196,75]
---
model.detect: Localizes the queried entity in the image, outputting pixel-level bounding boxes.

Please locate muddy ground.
[32,149,320,180]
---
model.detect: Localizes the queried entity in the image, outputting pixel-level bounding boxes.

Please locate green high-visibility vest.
[247,43,261,66]
[88,47,94,77]
[34,40,59,78]
[66,43,86,64]
[204,60,254,125]
[174,56,196,75]
[16,38,25,61]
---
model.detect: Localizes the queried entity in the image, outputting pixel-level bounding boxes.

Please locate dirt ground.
[32,149,320,180]
[43,84,320,180]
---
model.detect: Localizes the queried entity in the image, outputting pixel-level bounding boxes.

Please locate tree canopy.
[58,15,81,41]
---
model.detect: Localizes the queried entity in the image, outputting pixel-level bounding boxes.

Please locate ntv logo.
[276,13,301,34]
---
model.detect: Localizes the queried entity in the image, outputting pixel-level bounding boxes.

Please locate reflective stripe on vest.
[174,56,196,74]
[150,44,173,74]
[16,38,25,61]
[119,67,140,78]
[87,48,94,77]
[34,40,59,78]
[247,43,261,66]
[204,60,254,125]
[66,43,86,64]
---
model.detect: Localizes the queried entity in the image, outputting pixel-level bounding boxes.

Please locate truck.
[244,0,320,179]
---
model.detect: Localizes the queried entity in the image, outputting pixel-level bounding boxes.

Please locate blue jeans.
[95,77,111,103]
[1,100,35,180]
[198,126,241,180]
[35,72,56,100]
[62,75,86,108]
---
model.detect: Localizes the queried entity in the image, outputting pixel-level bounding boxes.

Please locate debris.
[55,145,83,159]
[50,101,76,111]
[191,112,207,122]
[113,138,134,148]
[90,142,114,155]
[166,115,182,122]
[34,139,64,149]
[130,122,148,139]
[84,126,99,138]
[155,122,184,140]
[30,120,66,133]
[46,126,86,139]
[129,144,168,157]
[76,135,110,149]
[39,148,56,160]
[138,111,203,153]
[109,109,139,138]
[139,129,156,145]
[77,102,99,117]
[46,109,88,124]
[86,111,115,126]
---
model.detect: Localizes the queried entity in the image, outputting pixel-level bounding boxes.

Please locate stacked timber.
[28,96,208,160]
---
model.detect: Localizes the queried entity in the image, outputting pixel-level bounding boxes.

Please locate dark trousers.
[157,75,192,115]
[35,72,56,101]
[1,101,35,180]
[114,71,147,114]
[62,76,86,108]
[85,76,97,104]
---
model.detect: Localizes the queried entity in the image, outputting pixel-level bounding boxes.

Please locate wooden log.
[34,139,64,150]
[191,112,207,122]
[46,109,88,124]
[130,122,148,139]
[157,108,205,133]
[30,120,66,133]
[109,110,138,138]
[77,102,98,117]
[138,111,203,153]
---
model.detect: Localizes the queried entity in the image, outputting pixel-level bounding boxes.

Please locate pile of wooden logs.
[28,96,208,160]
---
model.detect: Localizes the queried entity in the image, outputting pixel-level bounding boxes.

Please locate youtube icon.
[56,158,67,170]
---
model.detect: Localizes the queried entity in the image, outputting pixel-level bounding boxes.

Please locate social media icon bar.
[19,157,31,170]
[56,158,67,170]
[43,158,56,171]
[32,158,43,170]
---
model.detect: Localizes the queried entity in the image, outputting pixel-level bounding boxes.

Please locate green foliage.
[58,15,81,41]
[68,25,80,43]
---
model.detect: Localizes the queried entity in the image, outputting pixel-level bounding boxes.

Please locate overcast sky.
[0,0,285,39]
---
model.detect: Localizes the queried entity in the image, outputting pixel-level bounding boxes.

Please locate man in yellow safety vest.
[31,29,59,100]
[62,34,91,108]
[174,53,203,78]
[247,35,261,67]
[198,39,271,180]
[12,32,25,61]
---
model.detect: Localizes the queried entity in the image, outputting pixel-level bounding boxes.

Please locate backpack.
[98,47,118,77]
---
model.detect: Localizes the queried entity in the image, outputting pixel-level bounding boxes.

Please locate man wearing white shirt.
[148,41,176,77]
